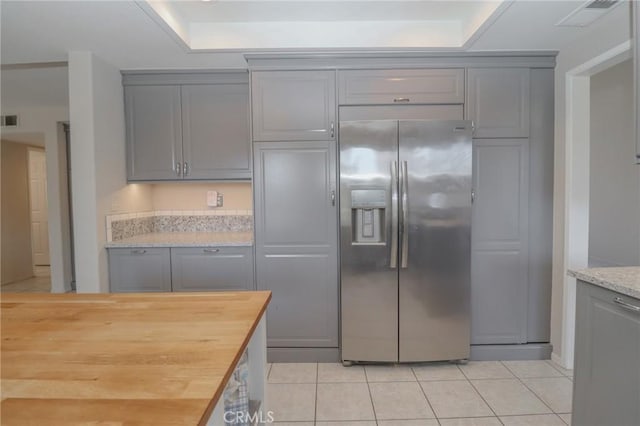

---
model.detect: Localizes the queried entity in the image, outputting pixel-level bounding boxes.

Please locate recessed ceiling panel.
[145,0,506,50]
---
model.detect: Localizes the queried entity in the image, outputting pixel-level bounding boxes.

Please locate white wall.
[0,105,71,292]
[550,3,632,367]
[589,59,640,268]
[68,52,152,293]
[1,140,34,284]
[151,183,252,211]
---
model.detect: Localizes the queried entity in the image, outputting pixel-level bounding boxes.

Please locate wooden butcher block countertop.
[0,291,271,425]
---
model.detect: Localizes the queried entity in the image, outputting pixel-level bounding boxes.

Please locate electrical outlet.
[217,193,224,207]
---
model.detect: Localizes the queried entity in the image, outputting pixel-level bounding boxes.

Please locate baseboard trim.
[268,347,340,363]
[268,344,552,363]
[470,343,553,361]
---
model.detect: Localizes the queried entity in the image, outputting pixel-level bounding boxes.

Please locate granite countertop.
[105,232,253,248]
[569,267,640,300]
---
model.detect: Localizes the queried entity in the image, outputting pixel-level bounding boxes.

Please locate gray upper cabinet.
[471,138,529,344]
[124,72,251,181]
[171,246,254,292]
[467,68,531,138]
[181,84,251,180]
[251,70,336,141]
[573,281,640,426]
[253,141,339,348]
[338,69,464,105]
[125,85,183,180]
[109,248,172,292]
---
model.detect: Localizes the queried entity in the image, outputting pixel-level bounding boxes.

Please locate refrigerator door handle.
[400,160,409,268]
[390,161,399,268]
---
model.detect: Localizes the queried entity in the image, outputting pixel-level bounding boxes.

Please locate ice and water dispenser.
[350,189,386,245]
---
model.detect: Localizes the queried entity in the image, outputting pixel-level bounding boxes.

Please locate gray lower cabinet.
[573,281,640,426]
[251,70,336,142]
[253,141,339,348]
[125,85,183,181]
[471,138,529,344]
[171,246,254,291]
[466,68,530,138]
[109,246,253,292]
[108,248,172,292]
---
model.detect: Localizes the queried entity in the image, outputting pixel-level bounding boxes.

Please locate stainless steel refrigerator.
[340,119,472,363]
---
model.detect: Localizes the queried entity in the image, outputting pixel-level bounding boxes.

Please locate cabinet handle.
[175,162,181,176]
[394,97,410,103]
[203,248,220,253]
[613,297,640,313]
[330,190,336,206]
[131,249,147,255]
[183,162,189,176]
[330,122,335,139]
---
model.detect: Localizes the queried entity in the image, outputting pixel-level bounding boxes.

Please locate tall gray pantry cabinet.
[467,67,554,356]
[251,70,340,361]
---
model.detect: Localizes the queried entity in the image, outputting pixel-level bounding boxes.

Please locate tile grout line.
[314,362,318,425]
[462,367,504,425]
[545,359,574,378]
[411,365,439,423]
[363,366,379,426]
[499,361,559,416]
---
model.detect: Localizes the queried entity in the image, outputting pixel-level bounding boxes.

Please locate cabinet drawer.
[108,248,172,292]
[171,246,254,292]
[338,69,464,105]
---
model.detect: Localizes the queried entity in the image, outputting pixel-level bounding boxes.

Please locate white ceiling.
[0,0,631,107]
[146,0,505,49]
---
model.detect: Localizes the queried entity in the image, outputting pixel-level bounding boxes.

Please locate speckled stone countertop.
[569,267,640,300]
[105,232,253,248]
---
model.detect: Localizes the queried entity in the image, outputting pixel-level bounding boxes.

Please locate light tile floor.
[0,274,51,293]
[267,360,573,426]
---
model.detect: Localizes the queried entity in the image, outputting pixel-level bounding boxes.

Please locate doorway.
[559,41,634,369]
[28,148,50,271]
[0,137,51,292]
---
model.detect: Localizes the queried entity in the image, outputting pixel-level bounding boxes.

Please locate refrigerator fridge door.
[340,120,399,362]
[398,120,472,362]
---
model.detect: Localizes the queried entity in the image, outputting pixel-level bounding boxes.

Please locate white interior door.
[28,149,49,266]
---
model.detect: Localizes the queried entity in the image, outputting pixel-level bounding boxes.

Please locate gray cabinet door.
[125,85,183,181]
[254,141,339,348]
[338,69,464,105]
[573,281,640,426]
[181,84,251,180]
[170,246,254,291]
[466,68,530,138]
[108,248,171,292]
[471,138,529,344]
[251,71,336,141]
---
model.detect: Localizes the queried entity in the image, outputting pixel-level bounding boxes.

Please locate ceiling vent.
[556,0,620,27]
[0,115,19,128]
[585,0,618,9]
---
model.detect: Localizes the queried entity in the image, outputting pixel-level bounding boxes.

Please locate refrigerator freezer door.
[340,120,399,362]
[398,120,472,362]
